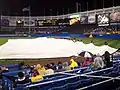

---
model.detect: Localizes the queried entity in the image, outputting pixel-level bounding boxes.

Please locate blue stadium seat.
[51,80,67,90]
[14,84,27,90]
[80,78,93,87]
[66,76,80,90]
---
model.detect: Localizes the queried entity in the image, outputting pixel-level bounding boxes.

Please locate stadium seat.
[14,84,27,90]
[66,76,80,89]
[80,78,93,87]
[51,80,67,90]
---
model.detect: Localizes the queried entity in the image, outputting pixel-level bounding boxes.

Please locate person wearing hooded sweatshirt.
[70,58,78,69]
[36,64,46,76]
[31,69,44,82]
[94,54,105,69]
[63,62,71,71]
[103,51,112,68]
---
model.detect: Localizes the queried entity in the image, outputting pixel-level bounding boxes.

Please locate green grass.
[0,38,8,46]
[71,37,120,49]
[0,37,34,46]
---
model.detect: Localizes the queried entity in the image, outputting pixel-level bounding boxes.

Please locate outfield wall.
[30,34,120,39]
[0,34,120,39]
[96,34,120,39]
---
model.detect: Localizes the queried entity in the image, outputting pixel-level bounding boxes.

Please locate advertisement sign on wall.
[69,14,80,25]
[97,14,109,26]
[80,16,88,24]
[88,15,96,24]
[110,12,120,22]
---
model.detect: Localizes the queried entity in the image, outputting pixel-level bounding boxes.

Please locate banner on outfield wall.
[110,12,120,22]
[35,20,44,26]
[97,13,109,26]
[69,14,80,25]
[1,19,9,26]
[56,18,70,25]
[16,19,24,26]
[88,15,96,24]
[9,17,17,26]
[24,20,35,26]
[80,16,88,24]
[69,14,80,18]
[35,19,70,26]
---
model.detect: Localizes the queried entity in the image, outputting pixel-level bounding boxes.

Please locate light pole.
[79,3,81,12]
[103,0,104,8]
[28,5,31,36]
[76,2,79,12]
[23,5,31,36]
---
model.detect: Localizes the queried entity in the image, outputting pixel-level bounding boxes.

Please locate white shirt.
[94,56,105,68]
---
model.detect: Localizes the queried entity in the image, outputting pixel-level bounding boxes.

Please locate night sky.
[0,0,120,16]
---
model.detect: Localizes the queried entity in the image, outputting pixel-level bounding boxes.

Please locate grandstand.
[0,6,120,59]
[0,3,120,90]
[0,6,120,36]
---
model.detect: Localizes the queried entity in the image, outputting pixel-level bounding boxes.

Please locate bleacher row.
[1,55,120,90]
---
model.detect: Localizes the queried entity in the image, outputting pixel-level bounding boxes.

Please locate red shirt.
[82,61,91,67]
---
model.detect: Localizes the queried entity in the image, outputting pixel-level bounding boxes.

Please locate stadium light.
[17,20,21,24]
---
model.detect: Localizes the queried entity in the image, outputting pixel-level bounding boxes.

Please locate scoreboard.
[35,18,70,26]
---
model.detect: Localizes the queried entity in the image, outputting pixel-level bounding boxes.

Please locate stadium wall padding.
[95,34,120,39]
[0,34,120,39]
[30,34,120,39]
[30,33,86,38]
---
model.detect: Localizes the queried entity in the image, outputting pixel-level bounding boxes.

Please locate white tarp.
[0,37,117,59]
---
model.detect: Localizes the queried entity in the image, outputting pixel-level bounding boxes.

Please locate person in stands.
[36,64,46,76]
[16,72,30,84]
[4,71,31,88]
[0,66,9,79]
[94,54,105,69]
[31,69,44,82]
[63,62,71,71]
[56,61,64,72]
[70,57,78,69]
[50,63,57,71]
[82,58,91,67]
[103,51,112,68]
[45,64,54,75]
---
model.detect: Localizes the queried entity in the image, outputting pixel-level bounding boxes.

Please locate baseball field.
[0,37,119,65]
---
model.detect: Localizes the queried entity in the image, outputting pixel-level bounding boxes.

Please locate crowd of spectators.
[0,51,112,88]
[90,26,120,35]
[0,26,66,35]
